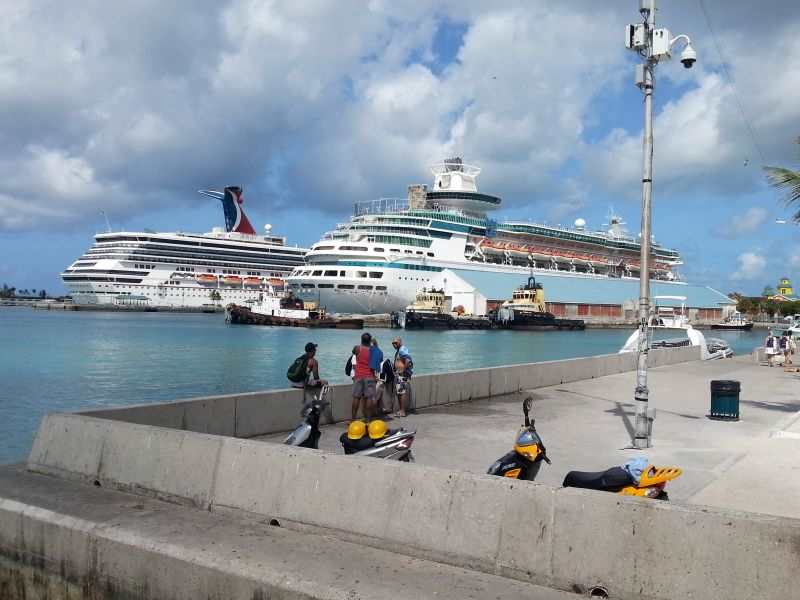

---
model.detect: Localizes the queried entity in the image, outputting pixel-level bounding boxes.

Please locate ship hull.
[289,261,724,317]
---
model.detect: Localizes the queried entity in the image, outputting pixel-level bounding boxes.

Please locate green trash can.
[709,380,740,421]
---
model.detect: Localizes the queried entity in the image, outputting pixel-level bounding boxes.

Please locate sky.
[1,0,799,296]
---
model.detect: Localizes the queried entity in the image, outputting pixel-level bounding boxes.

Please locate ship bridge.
[423,157,501,215]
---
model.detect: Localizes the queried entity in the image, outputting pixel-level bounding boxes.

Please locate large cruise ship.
[285,158,733,319]
[62,187,308,308]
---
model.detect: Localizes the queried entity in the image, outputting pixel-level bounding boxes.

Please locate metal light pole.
[625,0,697,448]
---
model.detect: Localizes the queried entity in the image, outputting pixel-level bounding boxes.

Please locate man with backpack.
[391,337,413,417]
[287,342,327,398]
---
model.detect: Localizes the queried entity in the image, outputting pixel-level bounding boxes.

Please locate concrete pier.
[3,347,800,599]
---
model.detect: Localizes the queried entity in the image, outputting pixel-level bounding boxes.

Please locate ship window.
[324,270,338,277]
[357,285,373,290]
[376,286,387,291]
[314,245,335,251]
[416,251,423,255]
[356,271,368,278]
[368,272,383,279]
[340,245,368,251]
[339,270,346,276]
[390,248,401,253]
[338,284,354,289]
[312,270,322,276]
[427,252,434,257]
[318,283,334,288]
[301,284,316,288]
[404,250,413,254]
[374,247,384,252]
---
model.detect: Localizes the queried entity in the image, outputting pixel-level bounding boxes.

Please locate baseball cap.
[305,342,317,352]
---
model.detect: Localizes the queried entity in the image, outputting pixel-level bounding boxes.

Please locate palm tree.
[765,137,800,220]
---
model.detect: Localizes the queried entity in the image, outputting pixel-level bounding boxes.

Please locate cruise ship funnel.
[198,186,256,234]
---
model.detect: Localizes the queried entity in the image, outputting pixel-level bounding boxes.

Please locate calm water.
[0,308,765,463]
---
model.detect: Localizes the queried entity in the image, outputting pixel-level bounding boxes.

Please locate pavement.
[0,465,577,600]
[260,356,800,518]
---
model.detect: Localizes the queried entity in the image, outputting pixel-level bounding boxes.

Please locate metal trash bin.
[709,380,740,421]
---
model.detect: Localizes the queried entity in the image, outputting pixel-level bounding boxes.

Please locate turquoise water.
[0,308,764,463]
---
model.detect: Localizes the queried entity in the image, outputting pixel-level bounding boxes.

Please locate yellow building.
[778,278,793,296]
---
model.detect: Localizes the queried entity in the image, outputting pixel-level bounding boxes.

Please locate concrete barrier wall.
[80,346,700,437]
[27,408,798,600]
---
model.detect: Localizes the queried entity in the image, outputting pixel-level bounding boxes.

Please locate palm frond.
[764,166,800,219]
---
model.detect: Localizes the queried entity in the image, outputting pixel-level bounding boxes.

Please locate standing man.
[780,332,792,366]
[288,342,327,401]
[352,332,377,420]
[391,337,413,417]
[764,330,779,367]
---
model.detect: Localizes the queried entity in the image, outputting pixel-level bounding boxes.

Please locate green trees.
[765,137,800,220]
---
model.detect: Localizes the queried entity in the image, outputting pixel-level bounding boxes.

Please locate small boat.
[619,296,733,360]
[493,277,585,331]
[223,275,242,285]
[196,274,218,284]
[710,312,753,331]
[244,276,262,286]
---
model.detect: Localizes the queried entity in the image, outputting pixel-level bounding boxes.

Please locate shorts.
[353,378,376,399]
[395,375,410,395]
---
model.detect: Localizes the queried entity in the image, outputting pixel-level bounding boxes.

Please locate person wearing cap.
[293,342,327,393]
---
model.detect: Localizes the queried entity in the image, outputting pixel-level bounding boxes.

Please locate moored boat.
[226,304,363,329]
[493,277,585,331]
[710,312,753,331]
[619,296,733,360]
[403,288,492,329]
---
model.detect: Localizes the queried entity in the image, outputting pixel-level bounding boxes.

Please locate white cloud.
[716,207,768,239]
[1,2,799,232]
[731,251,767,281]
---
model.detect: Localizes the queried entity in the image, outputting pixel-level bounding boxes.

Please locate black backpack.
[345,354,354,377]
[287,354,309,383]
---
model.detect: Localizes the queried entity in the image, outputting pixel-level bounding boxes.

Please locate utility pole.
[625,0,697,448]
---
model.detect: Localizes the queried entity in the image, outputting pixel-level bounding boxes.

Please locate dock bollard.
[709,380,740,421]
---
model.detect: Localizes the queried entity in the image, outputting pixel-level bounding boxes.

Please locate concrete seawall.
[79,346,701,438]
[26,407,800,600]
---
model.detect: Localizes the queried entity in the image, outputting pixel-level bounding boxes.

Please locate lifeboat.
[244,277,262,286]
[268,277,285,287]
[196,274,218,284]
[223,275,242,285]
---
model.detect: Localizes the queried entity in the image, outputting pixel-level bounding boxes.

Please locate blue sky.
[1,1,799,296]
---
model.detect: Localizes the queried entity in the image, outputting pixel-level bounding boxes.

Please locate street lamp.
[625,0,697,449]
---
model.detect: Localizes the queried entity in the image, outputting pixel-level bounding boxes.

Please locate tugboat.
[710,311,753,331]
[404,288,454,329]
[226,291,363,329]
[493,277,585,331]
[404,288,492,329]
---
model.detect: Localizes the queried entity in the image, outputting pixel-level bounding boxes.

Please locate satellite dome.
[574,218,586,230]
[264,224,273,232]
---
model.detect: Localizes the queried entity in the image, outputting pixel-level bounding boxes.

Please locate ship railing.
[353,197,408,216]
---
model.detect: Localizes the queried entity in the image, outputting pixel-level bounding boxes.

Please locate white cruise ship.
[62,187,308,309]
[285,158,733,319]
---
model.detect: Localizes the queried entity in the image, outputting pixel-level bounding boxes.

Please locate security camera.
[680,43,697,68]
